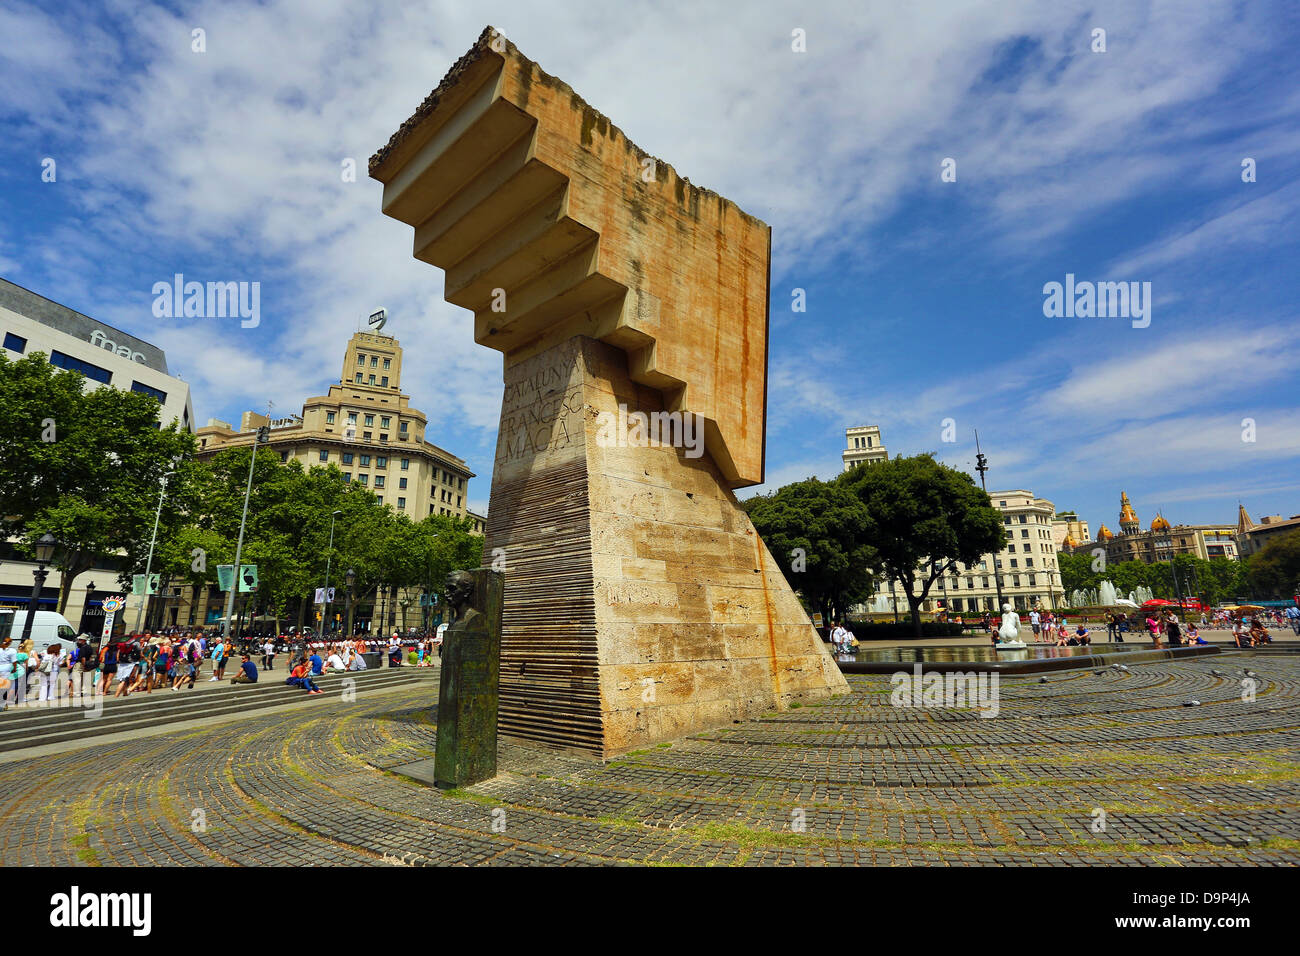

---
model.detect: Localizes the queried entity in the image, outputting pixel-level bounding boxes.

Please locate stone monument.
[434,569,503,788]
[371,26,848,758]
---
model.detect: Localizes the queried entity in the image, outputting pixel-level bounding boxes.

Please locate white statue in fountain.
[996,602,1026,648]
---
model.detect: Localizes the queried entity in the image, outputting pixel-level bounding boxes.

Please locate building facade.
[842,424,887,470]
[1051,511,1090,550]
[196,331,474,521]
[1236,505,1300,558]
[1,278,197,633]
[862,488,1065,616]
[1064,492,1240,564]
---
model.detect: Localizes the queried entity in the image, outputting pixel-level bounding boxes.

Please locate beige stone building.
[196,331,474,520]
[842,424,888,470]
[1236,504,1300,558]
[863,488,1065,615]
[1051,511,1090,550]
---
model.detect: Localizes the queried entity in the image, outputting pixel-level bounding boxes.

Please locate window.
[130,381,167,404]
[348,412,357,424]
[1028,575,1036,586]
[364,414,374,426]
[318,450,329,462]
[355,373,363,383]
[376,495,382,504]
[1010,559,1018,568]
[400,421,408,434]
[363,431,371,440]
[1004,517,1012,525]
[342,453,354,464]
[380,417,391,428]
[1022,544,1031,552]
[459,477,465,490]
[1020,529,1028,538]
[999,500,1006,507]
[360,455,370,466]
[381,376,388,387]
[376,456,387,468]
[375,476,385,488]
[383,358,391,369]
[50,350,111,384]
[397,497,405,509]
[358,474,368,485]
[1026,558,1034,567]
[399,477,407,489]
[1019,515,1027,524]
[982,577,990,588]
[326,411,336,424]
[368,374,376,385]
[370,356,378,367]
[357,354,365,365]
[279,451,289,462]
[342,473,351,482]
[3,332,26,353]
[400,458,409,470]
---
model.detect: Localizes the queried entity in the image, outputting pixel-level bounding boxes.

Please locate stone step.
[0,669,434,753]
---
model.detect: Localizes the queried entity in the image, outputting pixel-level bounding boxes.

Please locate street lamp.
[973,429,1006,617]
[20,533,59,644]
[223,426,269,644]
[345,568,356,637]
[135,470,175,634]
[322,509,342,635]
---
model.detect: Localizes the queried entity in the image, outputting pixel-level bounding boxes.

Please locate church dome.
[1063,533,1079,548]
[1151,513,1170,531]
[1097,524,1113,540]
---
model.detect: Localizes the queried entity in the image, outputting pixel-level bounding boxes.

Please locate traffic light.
[256,425,270,444]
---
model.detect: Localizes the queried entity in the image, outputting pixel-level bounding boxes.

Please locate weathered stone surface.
[372,28,847,758]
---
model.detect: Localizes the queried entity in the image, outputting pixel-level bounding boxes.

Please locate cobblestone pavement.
[2,653,1297,865]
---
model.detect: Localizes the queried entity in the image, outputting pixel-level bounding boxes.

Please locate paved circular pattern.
[1,654,1297,865]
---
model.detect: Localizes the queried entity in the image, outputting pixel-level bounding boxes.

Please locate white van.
[0,610,79,656]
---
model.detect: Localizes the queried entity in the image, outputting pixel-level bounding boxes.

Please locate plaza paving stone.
[0,652,1297,866]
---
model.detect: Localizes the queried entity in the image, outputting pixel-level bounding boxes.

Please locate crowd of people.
[1,625,449,711]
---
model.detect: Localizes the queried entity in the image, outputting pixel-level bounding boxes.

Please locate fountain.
[1098,580,1118,606]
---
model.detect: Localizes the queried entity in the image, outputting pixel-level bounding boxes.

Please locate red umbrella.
[1141,598,1178,606]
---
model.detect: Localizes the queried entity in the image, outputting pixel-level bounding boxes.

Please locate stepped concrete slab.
[370,27,846,758]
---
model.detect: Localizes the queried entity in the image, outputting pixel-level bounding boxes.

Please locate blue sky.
[2,0,1298,532]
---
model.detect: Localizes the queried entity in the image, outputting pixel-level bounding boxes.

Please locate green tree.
[1058,551,1098,597]
[839,454,1005,638]
[743,478,876,621]
[1247,531,1300,599]
[1,352,195,612]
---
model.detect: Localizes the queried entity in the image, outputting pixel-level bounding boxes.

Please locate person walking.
[261,638,275,672]
[37,644,63,703]
[96,641,117,696]
[0,637,19,710]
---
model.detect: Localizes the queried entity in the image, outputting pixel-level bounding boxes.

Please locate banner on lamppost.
[314,587,336,605]
[131,574,160,595]
[238,565,258,592]
[217,565,235,592]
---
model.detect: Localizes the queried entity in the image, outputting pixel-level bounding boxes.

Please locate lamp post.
[223,427,268,644]
[135,470,175,635]
[974,430,1006,615]
[20,534,58,645]
[322,509,342,636]
[345,568,356,637]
